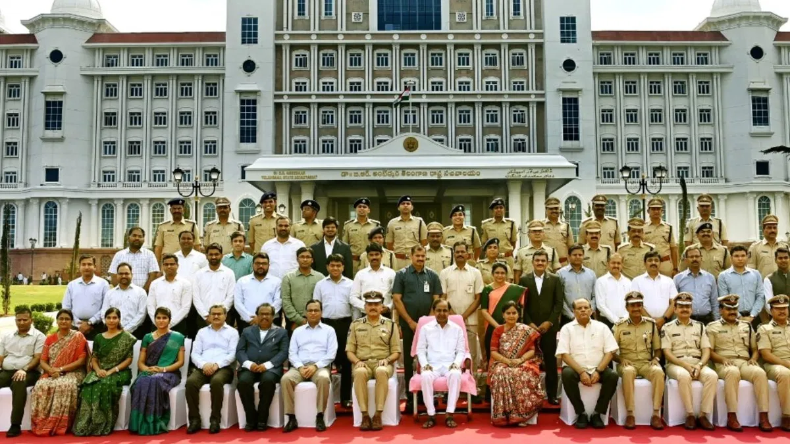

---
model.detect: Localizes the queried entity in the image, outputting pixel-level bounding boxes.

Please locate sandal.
[423,416,437,429]
[518,421,530,427]
[445,416,458,428]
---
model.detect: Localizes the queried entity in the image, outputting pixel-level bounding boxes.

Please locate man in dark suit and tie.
[236,303,289,432]
[519,248,564,404]
[311,217,354,279]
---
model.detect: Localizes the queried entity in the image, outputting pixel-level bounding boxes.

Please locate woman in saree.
[488,301,544,427]
[479,263,527,364]
[129,307,185,435]
[30,309,88,436]
[73,307,136,436]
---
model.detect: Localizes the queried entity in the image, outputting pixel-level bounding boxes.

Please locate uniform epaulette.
[602,245,612,250]
[643,317,656,323]
[614,318,629,326]
[352,317,365,324]
[581,217,594,223]
[645,242,656,250]
[482,218,494,223]
[344,219,354,225]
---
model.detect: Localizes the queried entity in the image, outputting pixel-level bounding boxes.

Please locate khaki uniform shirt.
[359,248,395,270]
[685,217,727,245]
[476,259,514,285]
[613,317,660,363]
[513,243,561,274]
[542,219,574,262]
[643,221,676,261]
[680,242,731,278]
[291,219,324,246]
[426,246,453,272]
[385,216,427,255]
[757,321,790,360]
[748,239,790,278]
[583,244,612,278]
[480,218,518,254]
[203,218,244,255]
[661,319,711,363]
[155,219,200,254]
[346,316,401,360]
[579,217,621,250]
[342,218,381,258]
[248,212,283,251]
[707,319,754,361]
[442,225,482,252]
[439,264,485,325]
[617,242,656,279]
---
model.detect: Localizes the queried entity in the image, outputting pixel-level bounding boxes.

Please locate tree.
[68,212,82,281]
[1,205,11,315]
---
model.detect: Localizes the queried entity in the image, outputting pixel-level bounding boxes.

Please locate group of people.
[2,190,790,436]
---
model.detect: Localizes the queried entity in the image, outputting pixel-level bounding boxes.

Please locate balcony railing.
[597,177,724,186]
[0,183,19,189]
[91,181,224,190]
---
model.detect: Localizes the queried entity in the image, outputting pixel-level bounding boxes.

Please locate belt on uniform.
[660,255,671,262]
[395,253,409,259]
[503,251,514,257]
[352,255,360,261]
[675,355,701,360]
[739,311,752,317]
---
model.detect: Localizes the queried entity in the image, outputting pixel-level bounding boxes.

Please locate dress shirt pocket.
[619,331,636,352]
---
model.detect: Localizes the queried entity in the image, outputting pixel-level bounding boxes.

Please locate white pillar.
[89,199,99,248]
[300,181,315,202]
[667,194,678,233]
[29,198,39,246]
[140,199,150,240]
[114,199,124,248]
[290,195,300,221]
[275,182,292,217]
[746,193,756,241]
[618,195,628,236]
[507,179,522,234]
[519,189,531,251]
[774,192,787,240]
[15,199,26,249]
[316,197,329,218]
[531,180,546,220]
[59,198,70,248]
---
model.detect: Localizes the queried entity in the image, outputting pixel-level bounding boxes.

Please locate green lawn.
[6,285,64,311]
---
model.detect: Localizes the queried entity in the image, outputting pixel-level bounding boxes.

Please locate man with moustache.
[101,263,148,339]
[235,253,282,335]
[386,196,428,271]
[749,215,789,279]
[558,245,597,326]
[718,246,765,331]
[582,221,612,278]
[757,294,790,431]
[578,195,621,251]
[443,205,482,263]
[282,247,324,331]
[481,198,518,271]
[148,253,192,336]
[262,217,307,279]
[63,255,110,340]
[359,227,395,269]
[292,200,324,246]
[685,194,728,247]
[764,248,790,304]
[175,230,208,285]
[192,244,236,336]
[542,197,574,267]
[425,222,453,272]
[109,227,159,291]
[203,197,244,255]
[514,220,560,282]
[222,231,254,280]
[440,242,484,368]
[351,243,396,318]
[595,253,631,329]
[310,217,353,279]
[342,197,380,275]
[643,198,678,277]
[631,251,677,330]
[617,218,655,280]
[674,246,719,324]
[248,192,284,253]
[681,224,731,278]
[155,198,200,263]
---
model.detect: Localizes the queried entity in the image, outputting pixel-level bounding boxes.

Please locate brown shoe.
[684,415,696,430]
[360,415,372,431]
[650,415,664,430]
[698,415,715,431]
[727,412,742,432]
[782,415,790,432]
[371,412,383,431]
[759,412,773,432]
[624,415,636,430]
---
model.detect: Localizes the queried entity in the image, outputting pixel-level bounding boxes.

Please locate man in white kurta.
[439,243,484,369]
[416,299,467,427]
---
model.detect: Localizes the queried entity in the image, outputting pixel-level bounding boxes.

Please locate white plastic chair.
[713,380,758,427]
[235,382,284,428]
[611,378,655,426]
[166,338,192,430]
[186,381,238,429]
[352,371,401,427]
[768,381,783,427]
[663,378,713,426]
[0,387,33,432]
[288,381,336,428]
[86,339,141,431]
[559,382,611,426]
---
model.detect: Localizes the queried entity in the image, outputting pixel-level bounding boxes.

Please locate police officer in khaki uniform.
[617,218,656,280]
[481,198,518,271]
[346,291,401,431]
[757,294,790,431]
[748,215,789,279]
[476,238,513,284]
[248,191,283,253]
[661,292,717,430]
[385,195,427,270]
[203,197,244,255]
[685,194,728,247]
[443,205,482,262]
[542,197,574,267]
[359,227,395,269]
[342,197,381,275]
[425,222,453,272]
[707,294,772,432]
[582,221,612,278]
[643,198,678,277]
[154,198,200,263]
[513,220,561,282]
[579,195,621,251]
[612,291,664,430]
[291,200,323,245]
[681,223,731,278]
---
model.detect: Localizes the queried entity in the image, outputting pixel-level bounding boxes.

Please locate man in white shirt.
[148,253,192,336]
[595,253,632,328]
[262,216,307,279]
[281,300,338,433]
[556,298,620,429]
[439,242,483,369]
[350,243,395,318]
[235,253,282,335]
[101,262,148,339]
[175,230,209,285]
[417,299,466,429]
[186,304,239,434]
[109,227,160,291]
[192,243,236,338]
[631,251,678,330]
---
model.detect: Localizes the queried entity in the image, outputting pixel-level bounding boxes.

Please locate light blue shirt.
[557,265,597,318]
[718,267,765,317]
[191,323,239,369]
[234,273,282,322]
[674,269,719,319]
[63,275,109,325]
[288,322,337,369]
[313,276,354,319]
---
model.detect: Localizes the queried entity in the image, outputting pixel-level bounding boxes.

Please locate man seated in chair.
[416,299,466,429]
[556,298,619,429]
[347,292,401,432]
[186,304,240,434]
[281,299,338,433]
[757,294,790,432]
[236,303,289,432]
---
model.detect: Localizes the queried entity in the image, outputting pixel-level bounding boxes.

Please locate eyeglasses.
[306,309,321,313]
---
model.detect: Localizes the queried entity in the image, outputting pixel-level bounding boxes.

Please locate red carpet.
[14,411,787,444]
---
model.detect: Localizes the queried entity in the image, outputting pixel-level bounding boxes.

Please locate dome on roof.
[710,0,761,17]
[50,0,103,19]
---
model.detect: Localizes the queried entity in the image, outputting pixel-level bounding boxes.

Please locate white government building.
[0,0,788,258]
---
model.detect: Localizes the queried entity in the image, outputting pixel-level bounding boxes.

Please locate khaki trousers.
[465,324,480,370]
[666,363,717,415]
[714,359,769,412]
[352,361,394,416]
[617,362,665,412]
[281,367,332,415]
[765,364,790,415]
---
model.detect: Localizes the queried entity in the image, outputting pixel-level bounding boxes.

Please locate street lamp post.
[619,165,668,219]
[172,167,221,226]
[28,238,37,280]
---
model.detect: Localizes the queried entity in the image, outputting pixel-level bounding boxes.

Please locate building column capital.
[89,199,99,206]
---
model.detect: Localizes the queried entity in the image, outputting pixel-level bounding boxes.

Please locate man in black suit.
[236,303,289,432]
[310,217,354,279]
[519,249,564,404]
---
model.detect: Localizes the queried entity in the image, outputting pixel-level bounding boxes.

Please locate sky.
[1,0,790,33]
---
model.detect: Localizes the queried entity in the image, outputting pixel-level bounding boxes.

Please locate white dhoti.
[420,365,462,416]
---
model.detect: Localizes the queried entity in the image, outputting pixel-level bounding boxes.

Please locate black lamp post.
[173,167,221,224]
[28,238,36,279]
[619,165,668,219]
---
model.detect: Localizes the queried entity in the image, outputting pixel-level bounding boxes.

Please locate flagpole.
[408,81,414,134]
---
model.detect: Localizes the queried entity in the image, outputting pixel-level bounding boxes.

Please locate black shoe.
[548,397,560,406]
[284,417,298,433]
[575,413,589,429]
[590,413,606,429]
[316,415,326,432]
[257,422,269,431]
[244,423,256,432]
[187,420,201,434]
[209,421,220,434]
[342,400,353,409]
[5,425,20,438]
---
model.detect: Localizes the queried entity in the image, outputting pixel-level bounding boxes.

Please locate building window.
[698,109,712,124]
[699,137,713,152]
[321,51,336,69]
[154,83,168,98]
[430,52,444,68]
[103,111,117,128]
[485,137,500,153]
[751,95,770,127]
[697,81,711,95]
[626,138,640,153]
[296,0,307,17]
[348,80,363,92]
[625,109,639,124]
[457,108,472,126]
[484,0,495,18]
[755,160,770,176]
[100,203,114,248]
[348,108,363,126]
[101,170,115,183]
[513,137,528,153]
[512,0,523,17]
[127,141,141,156]
[320,109,336,127]
[3,171,16,184]
[510,51,525,68]
[675,137,689,152]
[5,141,19,157]
[648,81,662,95]
[294,53,309,69]
[6,112,19,128]
[651,138,665,153]
[671,52,686,65]
[179,82,193,98]
[128,112,142,127]
[348,52,362,68]
[483,52,499,68]
[153,111,167,127]
[511,108,526,125]
[320,80,336,92]
[562,97,580,141]
[403,109,418,126]
[674,109,688,124]
[457,137,473,153]
[323,0,334,17]
[204,111,218,126]
[456,79,472,91]
[153,141,167,156]
[43,201,58,247]
[701,166,715,178]
[6,84,20,100]
[178,140,193,156]
[179,54,194,67]
[126,170,141,183]
[200,140,217,156]
[238,198,256,230]
[624,81,637,95]
[129,83,143,98]
[102,141,117,156]
[375,79,391,91]
[200,203,215,230]
[484,79,499,91]
[45,98,64,131]
[179,111,193,127]
[104,54,119,67]
[560,16,577,43]
[129,54,144,67]
[623,52,637,65]
[204,82,219,97]
[598,52,613,65]
[375,109,391,126]
[348,138,363,154]
[321,138,335,154]
[456,52,471,68]
[430,80,445,91]
[126,203,140,231]
[599,81,613,95]
[758,196,772,238]
[151,169,166,183]
[564,196,582,236]
[155,54,169,67]
[628,199,642,217]
[673,81,687,95]
[650,108,663,124]
[375,52,390,68]
[430,108,445,126]
[205,54,219,66]
[511,80,526,91]
[293,80,308,91]
[241,17,259,44]
[240,98,257,143]
[402,52,417,68]
[293,138,308,154]
[600,109,614,124]
[602,167,616,179]
[485,108,500,125]
[676,166,690,178]
[696,52,710,65]
[104,83,118,98]
[600,138,615,153]
[647,52,661,65]
[150,203,165,242]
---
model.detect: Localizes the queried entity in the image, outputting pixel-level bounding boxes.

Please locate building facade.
[0,0,788,268]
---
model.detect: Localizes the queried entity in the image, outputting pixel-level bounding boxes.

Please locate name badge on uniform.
[467,284,474,293]
[424,281,430,292]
